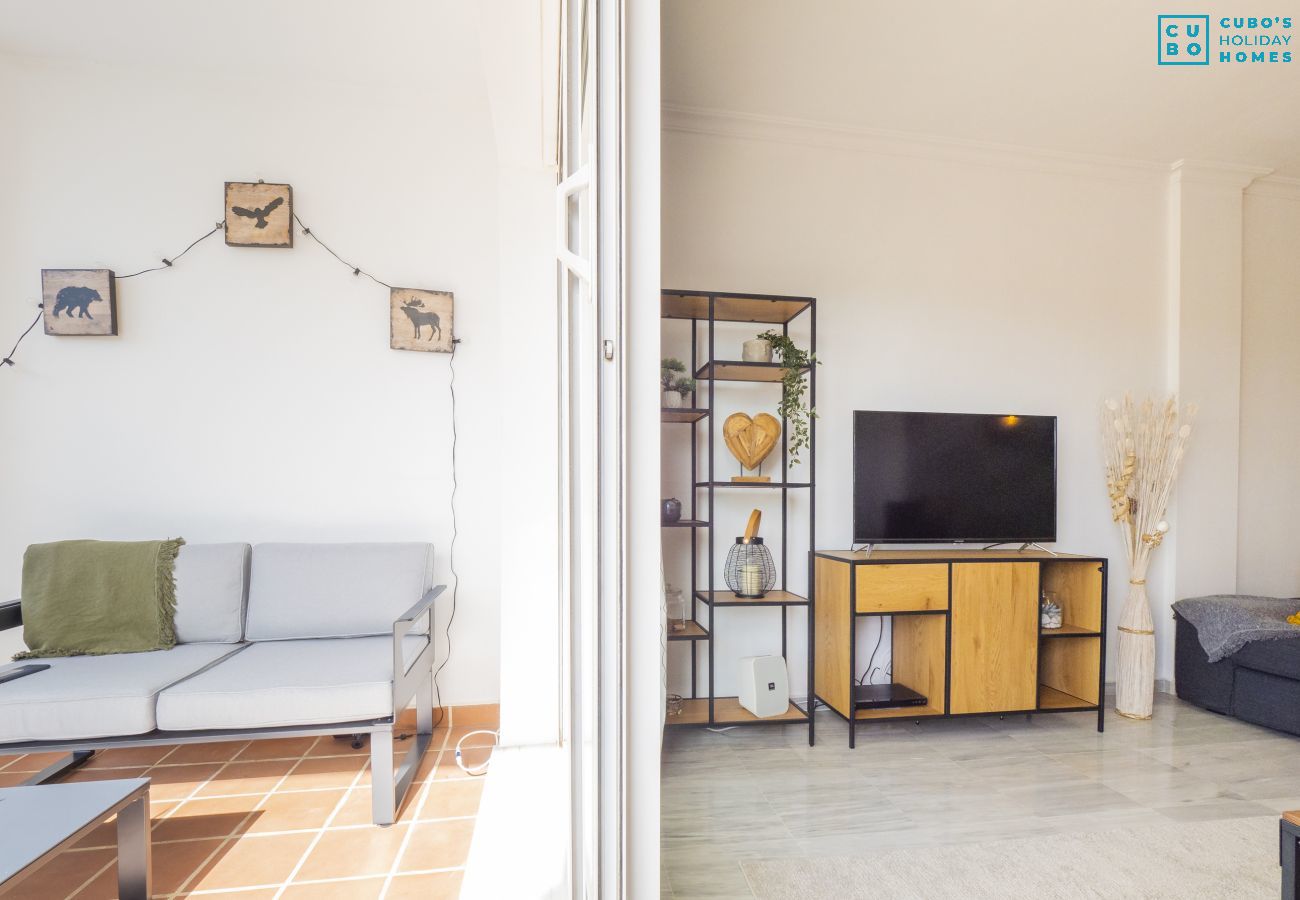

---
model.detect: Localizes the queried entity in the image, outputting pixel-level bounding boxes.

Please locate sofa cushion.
[155,635,430,731]
[1230,635,1300,681]
[0,644,245,744]
[244,543,433,641]
[174,543,250,644]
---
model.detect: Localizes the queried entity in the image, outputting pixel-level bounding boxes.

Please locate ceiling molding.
[1170,159,1273,191]
[1246,174,1300,202]
[663,104,1174,183]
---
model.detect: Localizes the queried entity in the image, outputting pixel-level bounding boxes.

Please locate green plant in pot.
[756,330,818,466]
[673,376,697,406]
[662,357,688,408]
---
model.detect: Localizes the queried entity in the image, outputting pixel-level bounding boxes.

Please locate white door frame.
[557,0,659,894]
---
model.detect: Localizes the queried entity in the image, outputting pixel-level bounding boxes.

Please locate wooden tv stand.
[812,549,1107,747]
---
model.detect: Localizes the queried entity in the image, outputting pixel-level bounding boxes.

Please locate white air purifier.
[738,655,789,718]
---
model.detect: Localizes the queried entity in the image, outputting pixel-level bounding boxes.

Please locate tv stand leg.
[1020,542,1058,556]
[981,542,1058,556]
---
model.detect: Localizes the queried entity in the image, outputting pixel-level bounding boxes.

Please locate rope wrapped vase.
[1102,395,1194,719]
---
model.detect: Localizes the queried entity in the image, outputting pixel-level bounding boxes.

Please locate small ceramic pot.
[663,390,682,408]
[662,498,682,524]
[742,338,774,363]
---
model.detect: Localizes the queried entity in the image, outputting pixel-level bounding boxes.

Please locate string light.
[2,218,224,370]
[2,209,421,371]
[1,307,43,368]
[114,221,225,279]
[292,212,394,290]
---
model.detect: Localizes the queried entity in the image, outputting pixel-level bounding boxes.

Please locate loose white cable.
[454,729,499,776]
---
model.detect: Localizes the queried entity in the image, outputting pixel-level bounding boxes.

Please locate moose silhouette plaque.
[41,269,117,336]
[390,288,454,354]
[225,181,293,247]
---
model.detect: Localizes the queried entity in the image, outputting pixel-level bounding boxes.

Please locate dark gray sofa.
[1175,610,1300,736]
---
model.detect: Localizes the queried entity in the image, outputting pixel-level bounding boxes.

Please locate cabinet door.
[950,563,1039,714]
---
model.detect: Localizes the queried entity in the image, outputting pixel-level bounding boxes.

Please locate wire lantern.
[724,537,777,598]
[724,509,776,598]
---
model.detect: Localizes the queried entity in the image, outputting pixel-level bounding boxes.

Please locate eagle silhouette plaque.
[390,288,454,354]
[225,182,293,247]
[41,269,117,336]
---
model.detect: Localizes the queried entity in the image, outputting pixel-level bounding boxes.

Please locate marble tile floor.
[660,692,1300,899]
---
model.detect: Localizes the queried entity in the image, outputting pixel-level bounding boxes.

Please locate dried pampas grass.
[1102,395,1195,718]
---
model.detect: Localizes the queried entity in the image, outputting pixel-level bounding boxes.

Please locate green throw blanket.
[17,538,185,659]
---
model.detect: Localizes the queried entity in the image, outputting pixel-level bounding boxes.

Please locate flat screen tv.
[852,410,1057,545]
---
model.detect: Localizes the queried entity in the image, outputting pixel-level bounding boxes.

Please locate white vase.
[1116,581,1155,719]
[742,338,774,363]
[663,390,682,409]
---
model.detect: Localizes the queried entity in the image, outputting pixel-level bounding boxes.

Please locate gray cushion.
[174,543,250,644]
[244,543,433,641]
[154,635,430,731]
[0,644,245,743]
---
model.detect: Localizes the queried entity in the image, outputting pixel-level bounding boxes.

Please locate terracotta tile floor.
[0,705,499,900]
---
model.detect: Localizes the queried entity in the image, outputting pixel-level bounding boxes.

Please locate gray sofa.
[0,542,444,825]
[1175,609,1300,737]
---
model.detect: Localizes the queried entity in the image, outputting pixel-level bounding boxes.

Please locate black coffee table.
[0,777,151,899]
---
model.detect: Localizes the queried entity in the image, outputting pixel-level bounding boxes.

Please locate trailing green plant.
[661,357,686,391]
[673,377,697,397]
[756,331,819,466]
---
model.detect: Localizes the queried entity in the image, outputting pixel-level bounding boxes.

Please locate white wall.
[662,126,1177,696]
[1239,188,1300,597]
[0,53,504,704]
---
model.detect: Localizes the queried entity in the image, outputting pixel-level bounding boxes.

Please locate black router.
[853,683,927,710]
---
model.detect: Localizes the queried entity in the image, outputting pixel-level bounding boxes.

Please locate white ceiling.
[4,1,1296,177]
[664,0,1300,178]
[0,0,478,91]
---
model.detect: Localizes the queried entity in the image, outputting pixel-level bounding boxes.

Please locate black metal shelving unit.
[661,289,816,743]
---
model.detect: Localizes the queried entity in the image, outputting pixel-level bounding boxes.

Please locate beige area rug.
[741,817,1279,899]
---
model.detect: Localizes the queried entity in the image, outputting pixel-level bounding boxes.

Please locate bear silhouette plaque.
[390,288,454,354]
[41,269,117,336]
[225,181,293,248]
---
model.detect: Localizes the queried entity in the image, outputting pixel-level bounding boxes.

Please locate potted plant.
[742,335,774,363]
[661,358,687,408]
[673,377,696,408]
[756,330,818,466]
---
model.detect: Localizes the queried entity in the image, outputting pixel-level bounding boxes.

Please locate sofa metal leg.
[371,716,434,827]
[417,667,434,735]
[22,749,94,786]
[371,728,396,826]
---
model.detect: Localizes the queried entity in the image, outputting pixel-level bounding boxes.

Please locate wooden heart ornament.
[723,412,782,471]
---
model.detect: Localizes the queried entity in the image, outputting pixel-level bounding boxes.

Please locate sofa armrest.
[392,586,446,711]
[0,600,20,632]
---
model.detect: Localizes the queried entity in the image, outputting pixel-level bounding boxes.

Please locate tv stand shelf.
[813,549,1107,747]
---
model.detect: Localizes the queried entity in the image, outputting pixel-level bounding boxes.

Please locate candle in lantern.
[739,563,763,597]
